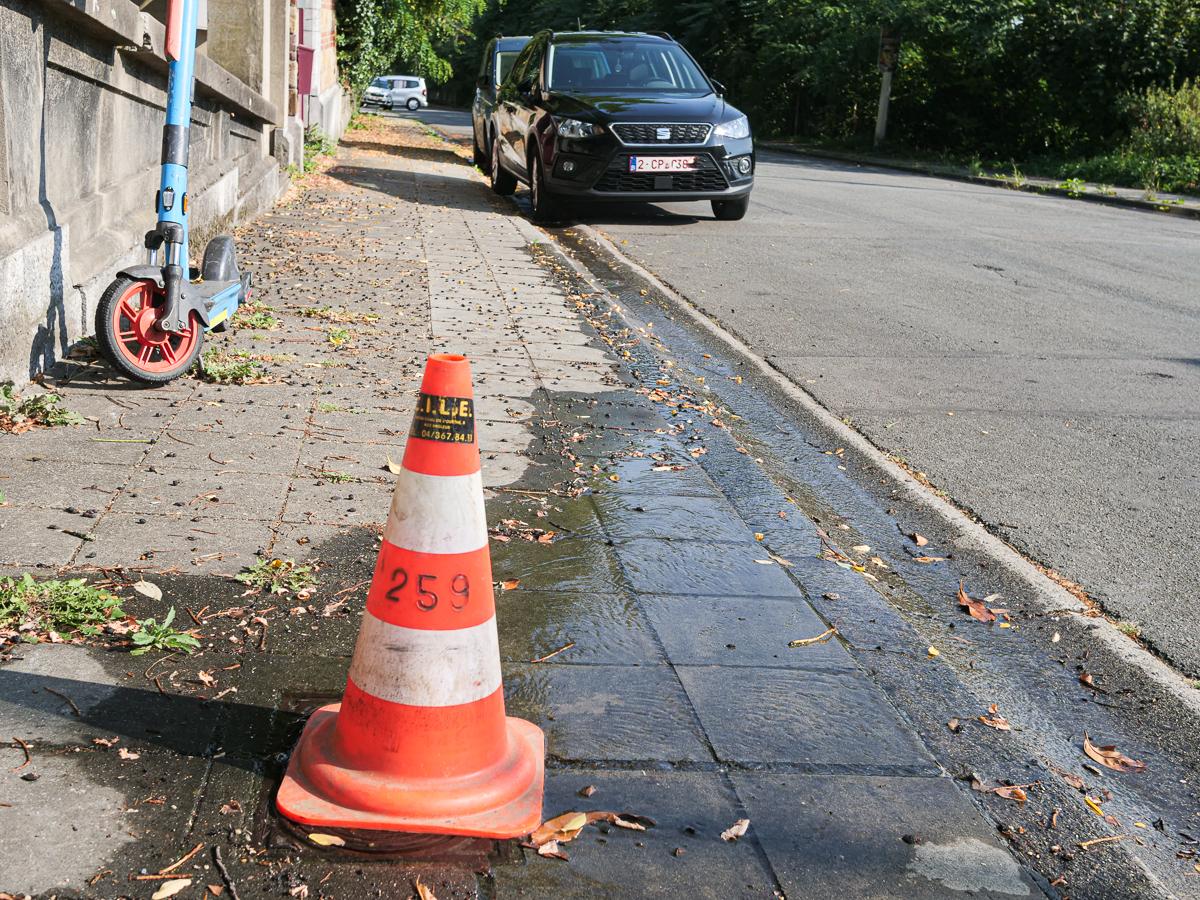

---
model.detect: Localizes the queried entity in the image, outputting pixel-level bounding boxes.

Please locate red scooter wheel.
[95,276,204,384]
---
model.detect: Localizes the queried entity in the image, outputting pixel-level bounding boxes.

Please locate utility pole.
[874,27,900,149]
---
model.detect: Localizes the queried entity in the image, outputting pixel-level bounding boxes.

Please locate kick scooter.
[95,0,250,383]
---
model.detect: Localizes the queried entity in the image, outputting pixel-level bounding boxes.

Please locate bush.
[1125,80,1200,160]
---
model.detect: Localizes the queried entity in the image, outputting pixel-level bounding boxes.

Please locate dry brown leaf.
[578,785,597,798]
[1083,733,1146,773]
[500,579,520,591]
[414,878,437,900]
[956,584,1007,623]
[910,532,929,547]
[788,627,838,648]
[979,703,1012,731]
[721,818,750,842]
[197,671,216,688]
[307,833,346,847]
[1060,772,1086,791]
[151,879,191,900]
[118,748,140,760]
[970,776,1030,804]
[385,455,403,475]
[134,580,163,602]
[537,840,569,860]
[530,811,588,847]
[912,555,946,564]
[947,718,962,734]
[92,736,119,747]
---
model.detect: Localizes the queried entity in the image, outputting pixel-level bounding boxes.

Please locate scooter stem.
[156,0,198,333]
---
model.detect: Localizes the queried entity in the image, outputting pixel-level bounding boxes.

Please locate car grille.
[594,155,730,193]
[611,123,712,145]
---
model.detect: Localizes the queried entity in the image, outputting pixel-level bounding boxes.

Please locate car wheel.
[491,135,517,196]
[711,195,750,221]
[530,153,566,224]
[407,97,420,111]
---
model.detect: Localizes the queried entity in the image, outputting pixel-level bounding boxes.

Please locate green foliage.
[337,0,485,95]
[444,0,1200,163]
[298,305,379,325]
[232,305,281,330]
[130,607,201,656]
[0,574,125,639]
[0,383,84,430]
[236,558,319,596]
[327,326,353,347]
[197,349,265,385]
[303,125,336,172]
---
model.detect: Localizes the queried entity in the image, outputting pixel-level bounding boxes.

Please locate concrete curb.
[759,142,1200,221]
[544,220,1200,720]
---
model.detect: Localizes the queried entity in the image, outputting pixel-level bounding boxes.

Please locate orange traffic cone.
[276,353,545,837]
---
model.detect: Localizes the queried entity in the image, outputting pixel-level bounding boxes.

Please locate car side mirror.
[711,79,726,96]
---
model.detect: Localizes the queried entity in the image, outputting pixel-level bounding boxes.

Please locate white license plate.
[628,156,698,173]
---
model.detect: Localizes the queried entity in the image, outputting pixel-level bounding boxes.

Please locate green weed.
[233,306,281,330]
[299,306,379,325]
[0,383,84,431]
[1059,177,1087,197]
[0,574,125,640]
[236,558,318,596]
[303,125,335,172]
[130,607,201,656]
[313,468,360,483]
[197,349,265,385]
[327,327,352,348]
[1116,621,1142,639]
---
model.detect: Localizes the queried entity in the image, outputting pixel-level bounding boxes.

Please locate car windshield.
[370,77,389,89]
[497,51,520,85]
[548,40,710,93]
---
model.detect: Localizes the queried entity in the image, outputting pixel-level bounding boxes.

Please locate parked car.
[472,35,531,169]
[488,31,753,222]
[363,75,428,110]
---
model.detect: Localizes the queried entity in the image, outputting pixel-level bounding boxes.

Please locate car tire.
[491,136,517,196]
[407,97,420,111]
[711,195,750,221]
[530,153,566,224]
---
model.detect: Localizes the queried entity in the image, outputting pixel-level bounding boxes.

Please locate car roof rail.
[647,31,673,40]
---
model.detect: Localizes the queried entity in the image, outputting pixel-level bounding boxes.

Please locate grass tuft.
[197,349,266,385]
[0,383,84,432]
[0,574,125,641]
[236,557,318,596]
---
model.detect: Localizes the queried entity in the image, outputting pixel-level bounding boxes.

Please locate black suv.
[488,31,754,221]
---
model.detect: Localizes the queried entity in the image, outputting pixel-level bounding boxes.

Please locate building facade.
[0,0,349,384]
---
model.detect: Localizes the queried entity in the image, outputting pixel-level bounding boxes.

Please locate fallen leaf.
[947,718,962,734]
[913,556,946,564]
[754,532,764,541]
[500,579,520,591]
[385,455,402,475]
[578,785,597,798]
[970,776,1029,804]
[530,811,588,847]
[927,646,940,658]
[134,580,163,602]
[197,671,216,688]
[537,840,569,860]
[414,878,437,900]
[1060,772,1086,791]
[721,818,750,842]
[92,736,119,747]
[118,748,140,760]
[957,583,1006,623]
[151,879,191,900]
[219,799,242,815]
[1084,795,1105,816]
[788,627,837,648]
[851,544,871,554]
[910,533,929,547]
[307,833,346,847]
[208,886,224,896]
[1083,733,1146,773]
[979,704,1012,731]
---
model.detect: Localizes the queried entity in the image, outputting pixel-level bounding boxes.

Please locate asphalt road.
[576,152,1200,678]
[407,107,1200,678]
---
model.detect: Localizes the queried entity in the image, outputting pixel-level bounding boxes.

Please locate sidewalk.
[1,118,1038,898]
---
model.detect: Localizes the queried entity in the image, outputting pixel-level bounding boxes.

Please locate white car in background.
[363,75,428,110]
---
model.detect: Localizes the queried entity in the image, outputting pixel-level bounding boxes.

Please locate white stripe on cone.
[383,469,488,555]
[348,613,503,707]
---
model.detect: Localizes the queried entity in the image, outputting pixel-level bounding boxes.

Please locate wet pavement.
[0,114,1185,899]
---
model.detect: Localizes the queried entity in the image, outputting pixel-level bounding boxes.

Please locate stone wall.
[0,0,303,384]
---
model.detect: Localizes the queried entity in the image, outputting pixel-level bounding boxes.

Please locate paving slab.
[493,770,776,899]
[496,589,665,666]
[641,594,855,670]
[504,663,711,763]
[677,666,938,772]
[732,773,1039,898]
[492,536,629,594]
[613,538,801,596]
[593,492,754,543]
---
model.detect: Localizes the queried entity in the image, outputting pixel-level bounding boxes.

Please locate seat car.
[472,35,531,169]
[362,75,402,107]
[489,31,753,221]
[384,76,428,111]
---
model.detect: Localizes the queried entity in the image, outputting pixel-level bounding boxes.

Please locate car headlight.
[714,115,751,140]
[556,118,602,138]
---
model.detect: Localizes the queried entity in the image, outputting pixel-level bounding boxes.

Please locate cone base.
[276,704,545,839]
